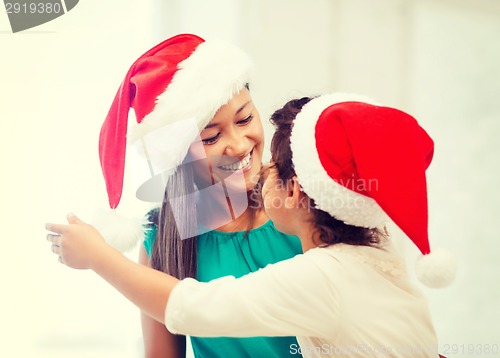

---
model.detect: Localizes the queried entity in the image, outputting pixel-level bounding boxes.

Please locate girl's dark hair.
[270,97,383,248]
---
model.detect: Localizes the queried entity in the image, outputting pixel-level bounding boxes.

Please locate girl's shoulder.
[307,240,406,279]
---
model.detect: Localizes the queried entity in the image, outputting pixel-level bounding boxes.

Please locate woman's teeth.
[219,152,252,171]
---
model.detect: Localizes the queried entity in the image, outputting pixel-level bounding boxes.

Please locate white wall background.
[1,0,499,357]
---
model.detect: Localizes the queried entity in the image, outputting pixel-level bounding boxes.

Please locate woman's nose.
[224,130,248,157]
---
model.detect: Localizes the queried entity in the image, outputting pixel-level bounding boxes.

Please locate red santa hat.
[290,93,456,288]
[95,34,254,251]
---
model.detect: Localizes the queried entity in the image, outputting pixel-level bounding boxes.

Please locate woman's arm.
[139,246,186,358]
[46,213,178,324]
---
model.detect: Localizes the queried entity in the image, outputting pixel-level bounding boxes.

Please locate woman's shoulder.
[249,220,295,239]
[142,209,283,241]
[200,220,295,241]
[143,208,302,258]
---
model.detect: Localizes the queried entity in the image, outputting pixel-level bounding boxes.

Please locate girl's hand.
[46,213,108,270]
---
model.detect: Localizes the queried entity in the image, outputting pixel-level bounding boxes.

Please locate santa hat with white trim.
[290,93,456,288]
[96,33,254,251]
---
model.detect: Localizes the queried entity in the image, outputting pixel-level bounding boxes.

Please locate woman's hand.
[46,213,108,270]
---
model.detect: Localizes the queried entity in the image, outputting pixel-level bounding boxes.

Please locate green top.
[144,219,303,358]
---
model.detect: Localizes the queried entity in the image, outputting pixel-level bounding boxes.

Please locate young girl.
[48,93,455,357]
[86,33,302,357]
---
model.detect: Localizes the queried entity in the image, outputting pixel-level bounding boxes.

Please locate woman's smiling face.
[188,88,264,192]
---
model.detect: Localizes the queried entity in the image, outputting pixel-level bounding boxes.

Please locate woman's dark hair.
[269,97,383,248]
[149,164,198,279]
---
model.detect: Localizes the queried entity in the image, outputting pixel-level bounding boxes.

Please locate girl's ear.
[284,176,303,209]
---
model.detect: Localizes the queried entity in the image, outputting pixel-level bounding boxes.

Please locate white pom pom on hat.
[415,248,457,288]
[290,93,457,288]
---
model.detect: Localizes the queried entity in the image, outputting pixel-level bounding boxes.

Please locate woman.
[96,34,303,357]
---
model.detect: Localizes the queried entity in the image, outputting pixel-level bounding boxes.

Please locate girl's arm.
[46,213,178,324]
[139,246,186,358]
[47,214,339,340]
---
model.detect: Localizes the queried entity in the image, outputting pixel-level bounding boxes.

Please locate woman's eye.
[237,114,254,125]
[202,133,221,145]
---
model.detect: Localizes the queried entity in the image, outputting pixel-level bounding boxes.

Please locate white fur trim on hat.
[129,39,254,143]
[290,93,390,228]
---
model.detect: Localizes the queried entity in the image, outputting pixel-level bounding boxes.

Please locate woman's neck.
[215,207,268,232]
